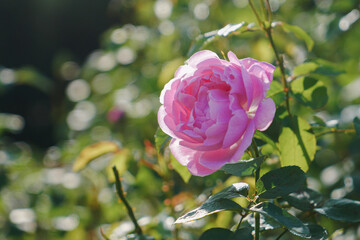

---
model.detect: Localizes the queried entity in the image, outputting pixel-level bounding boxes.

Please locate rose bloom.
[158,50,276,176]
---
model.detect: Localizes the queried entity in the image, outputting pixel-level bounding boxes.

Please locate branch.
[112,166,143,236]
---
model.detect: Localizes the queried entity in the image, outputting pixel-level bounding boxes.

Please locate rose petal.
[186,50,221,69]
[254,98,276,131]
[230,120,256,162]
[160,78,180,105]
[158,106,176,138]
[222,109,248,148]
[198,147,237,171]
[169,138,198,166]
[187,158,216,176]
[240,58,275,87]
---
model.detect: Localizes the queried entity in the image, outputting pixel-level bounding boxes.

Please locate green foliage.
[199,227,253,240]
[278,116,316,172]
[305,223,328,240]
[277,22,314,51]
[291,76,328,109]
[220,156,265,177]
[175,183,249,223]
[199,228,233,240]
[314,199,360,223]
[354,117,360,136]
[154,128,171,154]
[283,188,323,211]
[256,166,306,199]
[170,154,191,183]
[188,22,247,56]
[250,202,311,238]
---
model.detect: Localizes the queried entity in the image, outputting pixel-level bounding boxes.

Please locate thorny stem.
[248,0,263,28]
[265,26,292,117]
[248,0,292,118]
[251,139,261,240]
[112,166,143,236]
[265,0,272,22]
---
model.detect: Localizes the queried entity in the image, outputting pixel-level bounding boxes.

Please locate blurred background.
[0,0,359,239]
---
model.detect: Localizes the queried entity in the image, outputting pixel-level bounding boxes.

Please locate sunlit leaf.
[175,182,249,223]
[291,76,328,109]
[106,148,131,182]
[187,22,246,56]
[293,62,319,77]
[279,22,314,51]
[246,213,281,231]
[353,117,360,136]
[266,81,285,106]
[154,128,171,154]
[175,198,243,223]
[73,141,119,172]
[220,156,265,177]
[170,154,191,183]
[312,116,326,127]
[254,131,278,151]
[283,188,324,211]
[250,202,311,238]
[314,198,360,222]
[305,223,328,240]
[256,166,306,199]
[279,116,316,172]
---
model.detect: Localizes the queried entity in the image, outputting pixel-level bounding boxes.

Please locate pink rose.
[158,50,276,176]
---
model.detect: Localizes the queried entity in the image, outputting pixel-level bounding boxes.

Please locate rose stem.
[251,139,261,240]
[263,0,292,117]
[112,166,143,236]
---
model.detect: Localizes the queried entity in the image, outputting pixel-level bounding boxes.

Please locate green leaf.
[231,227,253,240]
[266,81,285,106]
[291,76,328,109]
[305,223,328,240]
[312,116,326,127]
[209,182,249,201]
[283,188,323,211]
[354,117,360,136]
[199,228,233,240]
[254,131,278,151]
[154,128,171,154]
[187,22,246,56]
[220,156,265,177]
[246,213,281,231]
[280,22,314,51]
[250,202,311,238]
[170,154,191,183]
[256,166,306,199]
[175,182,249,223]
[293,62,319,77]
[278,116,316,172]
[314,198,360,222]
[73,141,119,172]
[174,198,244,223]
[198,227,253,240]
[293,60,344,77]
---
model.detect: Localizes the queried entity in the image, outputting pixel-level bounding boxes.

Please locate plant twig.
[315,128,356,138]
[265,27,291,117]
[251,139,261,240]
[248,0,263,29]
[112,166,143,236]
